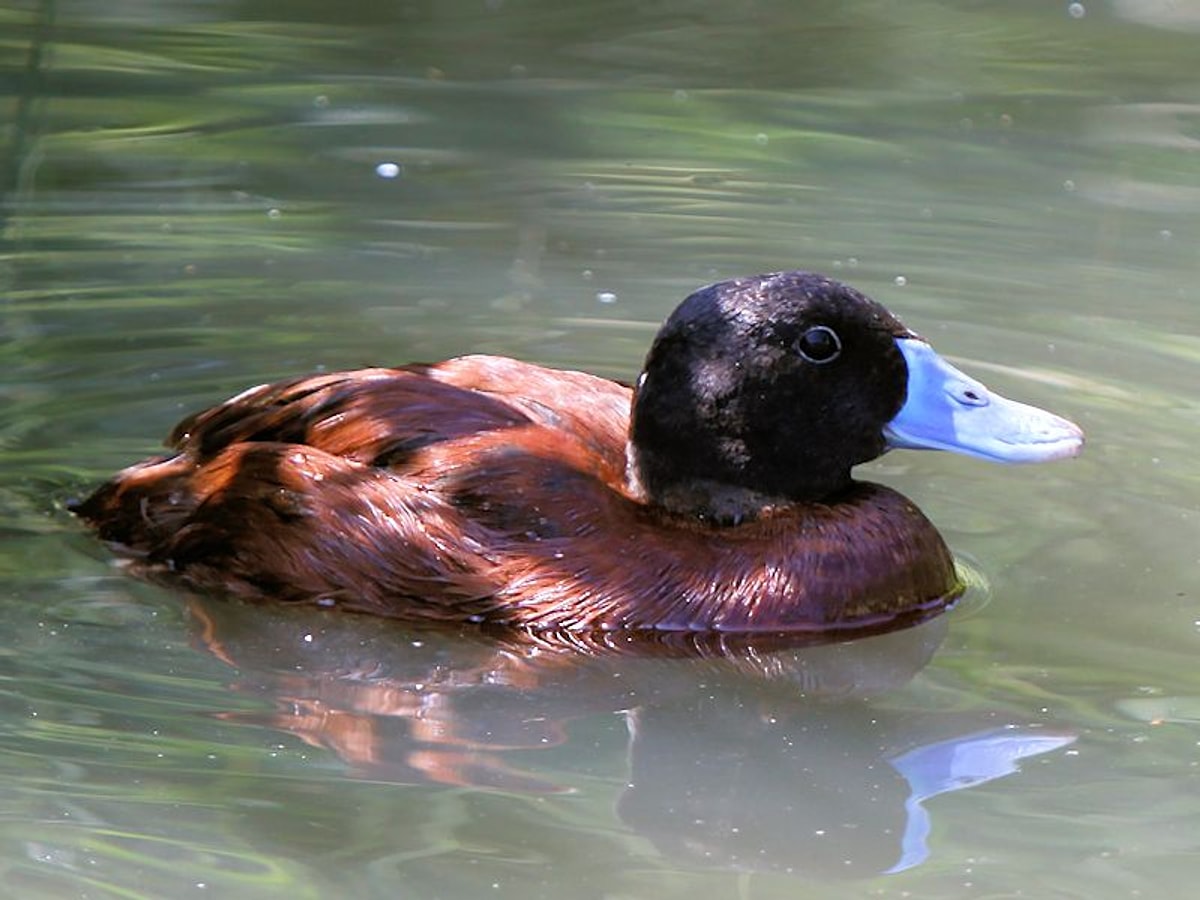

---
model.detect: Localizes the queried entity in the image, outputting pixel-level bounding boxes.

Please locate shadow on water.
[187,595,1073,878]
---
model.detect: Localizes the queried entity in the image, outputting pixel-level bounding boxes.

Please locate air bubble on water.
[1062,179,1076,192]
[596,291,618,304]
[755,133,769,146]
[894,275,907,287]
[375,162,402,179]
[1068,2,1085,18]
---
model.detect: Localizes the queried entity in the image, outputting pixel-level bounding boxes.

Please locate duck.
[72,271,1083,634]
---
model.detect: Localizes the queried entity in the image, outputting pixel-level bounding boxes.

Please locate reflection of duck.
[73,272,1082,632]
[187,594,955,790]
[188,596,1075,877]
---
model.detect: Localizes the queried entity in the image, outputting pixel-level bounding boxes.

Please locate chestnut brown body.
[75,355,959,632]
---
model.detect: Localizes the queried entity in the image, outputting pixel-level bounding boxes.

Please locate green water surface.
[3,1,1200,897]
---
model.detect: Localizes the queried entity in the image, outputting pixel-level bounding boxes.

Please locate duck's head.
[629,271,1083,521]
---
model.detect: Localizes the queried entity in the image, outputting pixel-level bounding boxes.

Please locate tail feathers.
[70,455,200,556]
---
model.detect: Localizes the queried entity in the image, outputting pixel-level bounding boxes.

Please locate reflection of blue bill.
[885,727,1077,873]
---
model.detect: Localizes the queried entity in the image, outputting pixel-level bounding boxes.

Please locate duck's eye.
[795,325,842,364]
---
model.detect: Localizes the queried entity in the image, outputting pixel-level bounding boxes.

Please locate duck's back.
[75,357,636,618]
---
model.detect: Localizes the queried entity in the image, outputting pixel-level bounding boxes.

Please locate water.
[3,0,1200,896]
